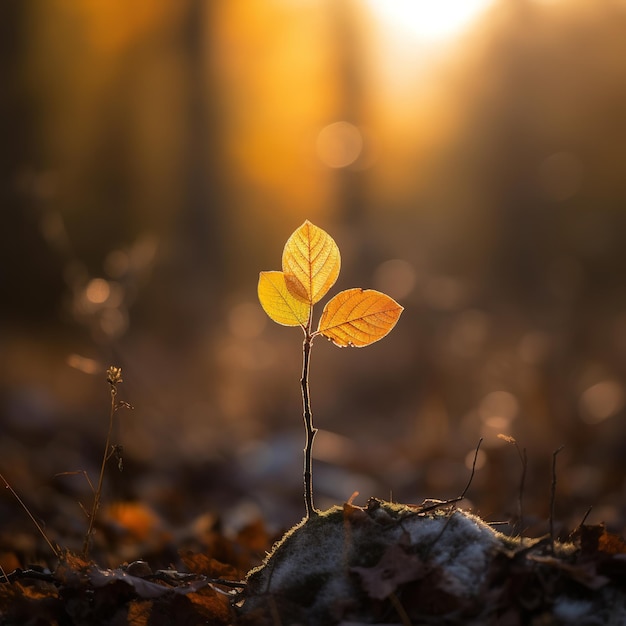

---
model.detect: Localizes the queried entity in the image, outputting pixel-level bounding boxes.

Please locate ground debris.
[238,499,626,626]
[0,557,241,625]
[3,503,626,625]
[0,515,266,626]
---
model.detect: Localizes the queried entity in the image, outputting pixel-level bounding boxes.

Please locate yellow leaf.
[317,288,403,347]
[258,271,311,327]
[282,220,341,305]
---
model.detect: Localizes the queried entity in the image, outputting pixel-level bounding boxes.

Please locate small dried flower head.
[497,433,516,444]
[106,366,123,386]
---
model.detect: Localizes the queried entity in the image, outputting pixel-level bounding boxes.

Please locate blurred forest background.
[2,0,626,561]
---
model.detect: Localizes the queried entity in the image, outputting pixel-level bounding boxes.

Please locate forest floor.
[2,493,626,625]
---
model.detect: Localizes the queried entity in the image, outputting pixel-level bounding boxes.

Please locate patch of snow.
[415,510,500,595]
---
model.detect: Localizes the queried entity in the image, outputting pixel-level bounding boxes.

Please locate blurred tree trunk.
[0,2,65,323]
[160,0,228,346]
[329,0,378,282]
[484,0,554,308]
[330,0,365,226]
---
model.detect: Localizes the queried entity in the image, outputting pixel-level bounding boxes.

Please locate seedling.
[258,220,403,518]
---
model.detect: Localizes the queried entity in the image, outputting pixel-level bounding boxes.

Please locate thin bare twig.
[518,446,527,537]
[0,568,57,584]
[498,435,527,539]
[0,473,59,559]
[550,445,565,553]
[389,592,412,626]
[421,439,484,556]
[579,505,593,528]
[55,470,96,494]
[460,437,483,501]
[206,577,247,589]
[411,438,484,517]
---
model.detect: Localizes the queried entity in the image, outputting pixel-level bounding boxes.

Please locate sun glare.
[366,0,495,42]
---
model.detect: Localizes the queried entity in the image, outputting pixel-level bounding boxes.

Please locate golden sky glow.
[365,0,496,42]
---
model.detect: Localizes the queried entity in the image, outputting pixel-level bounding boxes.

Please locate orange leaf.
[317,288,403,347]
[179,551,239,579]
[258,271,311,327]
[127,601,152,626]
[281,220,340,305]
[598,528,626,555]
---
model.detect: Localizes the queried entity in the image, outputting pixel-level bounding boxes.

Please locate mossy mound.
[237,498,626,625]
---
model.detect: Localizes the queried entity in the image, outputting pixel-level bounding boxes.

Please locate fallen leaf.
[89,568,172,599]
[281,220,340,305]
[186,587,232,622]
[236,518,272,556]
[318,288,403,347]
[179,551,239,580]
[598,528,626,555]
[528,554,609,590]
[126,600,152,626]
[342,501,367,523]
[0,551,21,573]
[103,501,165,543]
[88,565,209,599]
[258,271,311,326]
[579,524,626,556]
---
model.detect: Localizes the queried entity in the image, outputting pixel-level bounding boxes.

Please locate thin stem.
[517,446,527,539]
[579,505,593,528]
[550,445,564,554]
[301,330,318,518]
[0,473,59,559]
[83,383,116,558]
[412,438,484,518]
[498,435,527,540]
[508,439,527,540]
[459,437,483,500]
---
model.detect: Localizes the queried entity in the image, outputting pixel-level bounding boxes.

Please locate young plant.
[258,220,403,518]
[82,365,132,558]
